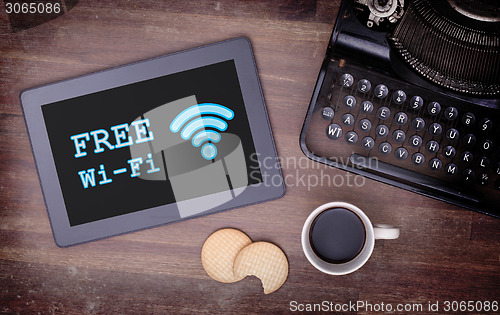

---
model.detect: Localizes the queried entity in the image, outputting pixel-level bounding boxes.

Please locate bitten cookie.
[201,228,252,283]
[233,241,288,294]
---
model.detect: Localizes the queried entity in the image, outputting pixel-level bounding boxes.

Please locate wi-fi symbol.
[170,103,235,160]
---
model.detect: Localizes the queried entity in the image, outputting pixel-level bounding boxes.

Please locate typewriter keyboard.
[302,60,500,217]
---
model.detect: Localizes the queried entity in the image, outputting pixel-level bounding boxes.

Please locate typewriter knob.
[354,0,405,28]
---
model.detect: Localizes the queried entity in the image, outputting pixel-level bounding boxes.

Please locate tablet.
[20,37,285,247]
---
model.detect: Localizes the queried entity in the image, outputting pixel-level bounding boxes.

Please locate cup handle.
[373,224,400,240]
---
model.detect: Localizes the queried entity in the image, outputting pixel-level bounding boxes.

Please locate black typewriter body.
[300,0,500,217]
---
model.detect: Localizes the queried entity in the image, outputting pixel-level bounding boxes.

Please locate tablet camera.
[169,103,235,160]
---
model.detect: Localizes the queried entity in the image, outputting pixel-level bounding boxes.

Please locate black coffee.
[309,207,366,263]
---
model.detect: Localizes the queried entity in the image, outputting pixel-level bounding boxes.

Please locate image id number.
[443,301,498,312]
[5,2,61,14]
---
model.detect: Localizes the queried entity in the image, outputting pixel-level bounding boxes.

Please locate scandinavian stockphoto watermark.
[250,153,376,191]
[289,300,499,313]
[3,0,80,32]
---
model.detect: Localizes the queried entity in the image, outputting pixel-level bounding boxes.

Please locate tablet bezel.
[20,37,285,247]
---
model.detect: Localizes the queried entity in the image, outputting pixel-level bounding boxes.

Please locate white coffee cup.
[301,202,399,275]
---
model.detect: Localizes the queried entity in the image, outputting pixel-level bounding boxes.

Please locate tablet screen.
[22,37,284,246]
[42,60,263,226]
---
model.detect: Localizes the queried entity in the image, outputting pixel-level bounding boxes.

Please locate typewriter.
[300,0,500,217]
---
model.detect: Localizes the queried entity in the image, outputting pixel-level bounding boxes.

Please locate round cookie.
[233,241,288,294]
[201,228,252,283]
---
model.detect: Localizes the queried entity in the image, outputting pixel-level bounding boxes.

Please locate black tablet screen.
[42,60,262,226]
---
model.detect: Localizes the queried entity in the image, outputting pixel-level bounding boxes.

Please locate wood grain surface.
[1,1,499,314]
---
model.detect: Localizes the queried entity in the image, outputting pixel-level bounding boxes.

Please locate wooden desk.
[1,1,498,313]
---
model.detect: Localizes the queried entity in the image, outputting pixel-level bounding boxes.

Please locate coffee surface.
[309,207,366,263]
